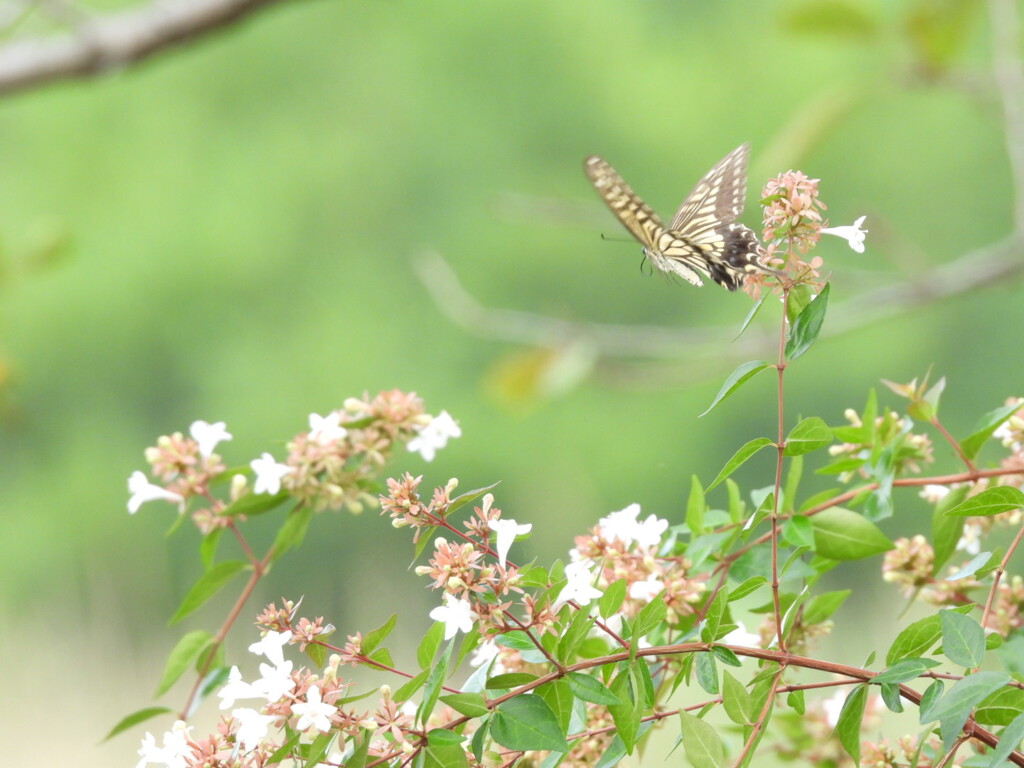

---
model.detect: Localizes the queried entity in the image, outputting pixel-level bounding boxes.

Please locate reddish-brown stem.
[733,663,786,768]
[931,416,976,473]
[770,288,790,652]
[711,467,1021,581]
[179,543,273,719]
[978,521,1024,655]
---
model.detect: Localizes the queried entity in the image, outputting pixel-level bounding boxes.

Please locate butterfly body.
[584,144,773,291]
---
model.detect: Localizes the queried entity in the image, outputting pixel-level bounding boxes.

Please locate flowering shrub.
[115,163,1024,768]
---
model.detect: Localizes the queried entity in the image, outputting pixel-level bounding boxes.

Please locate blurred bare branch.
[418,1,1024,392]
[0,0,288,96]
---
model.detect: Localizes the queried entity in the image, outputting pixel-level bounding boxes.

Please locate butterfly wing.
[669,143,749,233]
[666,143,771,290]
[584,155,665,250]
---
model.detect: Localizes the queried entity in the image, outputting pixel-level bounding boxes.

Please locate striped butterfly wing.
[583,155,665,252]
[666,143,769,291]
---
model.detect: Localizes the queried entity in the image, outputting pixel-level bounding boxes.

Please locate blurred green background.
[1,0,1020,764]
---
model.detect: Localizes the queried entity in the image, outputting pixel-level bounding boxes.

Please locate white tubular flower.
[408,410,462,461]
[555,560,603,607]
[250,453,292,495]
[821,215,867,253]
[429,594,476,639]
[308,412,348,445]
[231,708,278,751]
[127,471,185,515]
[190,420,232,458]
[292,685,337,733]
[489,518,532,567]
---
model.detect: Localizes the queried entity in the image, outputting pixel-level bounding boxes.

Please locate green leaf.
[783,515,815,549]
[169,561,247,624]
[734,291,771,340]
[687,475,706,534]
[301,732,336,768]
[199,529,222,570]
[784,454,803,511]
[880,683,903,713]
[784,417,833,456]
[932,485,970,574]
[598,579,627,620]
[726,479,745,523]
[446,481,502,516]
[538,680,573,734]
[712,645,742,667]
[362,614,397,655]
[418,639,455,726]
[593,735,628,768]
[811,508,893,560]
[886,606,973,665]
[944,551,994,582]
[947,486,1024,517]
[556,600,596,664]
[707,438,774,490]
[496,630,538,652]
[221,489,290,518]
[699,361,773,418]
[835,684,867,764]
[566,672,620,705]
[919,680,944,720]
[103,706,174,741]
[921,671,1009,723]
[696,653,719,695]
[785,283,814,322]
[424,731,470,768]
[787,689,805,715]
[155,630,214,695]
[728,576,766,601]
[266,728,304,764]
[960,400,1023,461]
[486,673,539,690]
[417,622,445,669]
[785,283,829,361]
[802,590,850,626]
[1000,635,1024,679]
[440,692,490,718]
[270,506,313,560]
[871,658,941,684]
[721,671,754,725]
[608,669,641,753]
[985,712,1024,768]
[634,594,667,638]
[393,668,430,703]
[701,587,729,643]
[940,611,985,667]
[975,685,1024,726]
[679,711,725,768]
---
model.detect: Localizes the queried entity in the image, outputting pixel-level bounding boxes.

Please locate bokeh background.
[1,0,1020,764]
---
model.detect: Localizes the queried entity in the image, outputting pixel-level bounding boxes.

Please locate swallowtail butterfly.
[584,144,775,291]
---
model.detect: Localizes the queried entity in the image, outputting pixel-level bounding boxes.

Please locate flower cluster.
[564,503,705,625]
[137,629,353,767]
[828,407,934,480]
[745,165,866,299]
[409,487,534,638]
[762,170,828,254]
[127,391,462,530]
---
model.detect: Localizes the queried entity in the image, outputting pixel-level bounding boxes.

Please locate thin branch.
[0,0,291,97]
[416,239,1024,386]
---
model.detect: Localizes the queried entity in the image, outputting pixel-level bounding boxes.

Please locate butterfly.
[584,143,776,291]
